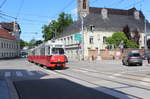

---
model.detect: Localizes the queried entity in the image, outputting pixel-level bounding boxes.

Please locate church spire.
[77,0,89,20]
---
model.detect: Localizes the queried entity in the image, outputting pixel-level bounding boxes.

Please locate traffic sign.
[74,34,82,41]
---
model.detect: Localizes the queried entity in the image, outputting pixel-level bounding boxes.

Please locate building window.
[64,38,67,45]
[70,36,73,44]
[83,0,87,9]
[89,36,94,44]
[67,37,70,44]
[103,36,106,43]
[1,43,3,48]
[4,43,5,48]
[90,25,95,32]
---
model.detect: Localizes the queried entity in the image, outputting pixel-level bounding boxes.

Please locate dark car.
[141,53,150,60]
[122,52,143,66]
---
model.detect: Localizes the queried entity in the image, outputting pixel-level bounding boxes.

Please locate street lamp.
[144,19,148,53]
[81,14,86,60]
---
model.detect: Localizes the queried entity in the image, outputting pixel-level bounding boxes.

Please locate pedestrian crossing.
[0,70,48,78]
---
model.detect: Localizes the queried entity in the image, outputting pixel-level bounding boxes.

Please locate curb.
[6,79,19,99]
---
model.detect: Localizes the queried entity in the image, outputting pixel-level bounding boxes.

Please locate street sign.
[74,34,82,41]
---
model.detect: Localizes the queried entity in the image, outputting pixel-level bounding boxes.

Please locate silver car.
[122,52,143,66]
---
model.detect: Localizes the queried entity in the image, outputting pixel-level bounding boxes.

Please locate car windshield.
[143,53,149,56]
[129,53,141,57]
[52,48,64,55]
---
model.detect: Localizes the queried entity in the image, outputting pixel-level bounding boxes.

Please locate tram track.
[68,68,150,91]
[36,65,150,99]
[72,67,150,85]
[52,69,144,99]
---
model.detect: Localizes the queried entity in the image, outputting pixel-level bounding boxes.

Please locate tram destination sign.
[74,33,82,41]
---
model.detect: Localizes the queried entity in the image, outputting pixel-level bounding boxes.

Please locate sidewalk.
[0,79,10,99]
[0,79,19,99]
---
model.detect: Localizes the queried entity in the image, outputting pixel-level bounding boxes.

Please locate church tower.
[77,0,89,20]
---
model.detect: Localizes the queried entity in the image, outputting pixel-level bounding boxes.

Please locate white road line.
[47,70,57,74]
[142,78,150,82]
[27,71,34,76]
[73,69,88,73]
[109,76,115,79]
[139,82,150,86]
[5,72,11,77]
[16,71,23,77]
[113,73,122,76]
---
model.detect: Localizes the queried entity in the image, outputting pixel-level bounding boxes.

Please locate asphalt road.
[14,78,117,99]
[1,58,150,99]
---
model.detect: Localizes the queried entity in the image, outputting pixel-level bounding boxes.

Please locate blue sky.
[0,0,150,42]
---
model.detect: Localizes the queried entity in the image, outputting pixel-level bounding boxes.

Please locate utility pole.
[81,16,84,60]
[144,18,147,52]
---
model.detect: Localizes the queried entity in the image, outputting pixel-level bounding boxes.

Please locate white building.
[0,22,21,58]
[0,22,21,40]
[55,0,150,60]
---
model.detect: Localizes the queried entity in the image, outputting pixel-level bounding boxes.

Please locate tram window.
[52,48,64,55]
[40,48,45,55]
[48,47,50,55]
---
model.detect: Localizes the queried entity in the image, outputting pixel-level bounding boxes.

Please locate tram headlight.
[57,59,60,62]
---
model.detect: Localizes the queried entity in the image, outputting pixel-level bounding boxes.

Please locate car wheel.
[126,62,130,66]
[122,61,125,65]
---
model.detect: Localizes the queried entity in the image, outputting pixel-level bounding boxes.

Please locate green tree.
[42,12,73,41]
[20,39,27,49]
[106,32,139,49]
[34,40,43,46]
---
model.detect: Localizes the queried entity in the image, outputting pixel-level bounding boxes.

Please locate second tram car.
[28,41,68,69]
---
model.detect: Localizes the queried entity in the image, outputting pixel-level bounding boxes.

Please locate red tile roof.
[0,22,21,33]
[0,28,16,40]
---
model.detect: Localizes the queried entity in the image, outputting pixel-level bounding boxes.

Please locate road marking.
[109,76,115,79]
[27,71,34,76]
[47,70,57,74]
[73,69,88,73]
[16,71,23,77]
[113,73,122,76]
[80,68,99,72]
[5,72,11,77]
[139,82,150,86]
[142,78,150,82]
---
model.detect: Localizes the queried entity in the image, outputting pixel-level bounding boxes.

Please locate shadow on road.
[14,78,121,99]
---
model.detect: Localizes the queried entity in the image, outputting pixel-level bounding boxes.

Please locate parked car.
[141,53,150,60]
[147,55,150,63]
[122,51,143,66]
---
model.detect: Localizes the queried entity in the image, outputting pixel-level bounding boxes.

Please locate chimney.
[101,8,108,19]
[134,10,140,20]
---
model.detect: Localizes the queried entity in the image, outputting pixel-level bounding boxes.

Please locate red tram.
[28,41,68,69]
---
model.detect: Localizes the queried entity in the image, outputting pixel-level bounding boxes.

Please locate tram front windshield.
[52,48,64,55]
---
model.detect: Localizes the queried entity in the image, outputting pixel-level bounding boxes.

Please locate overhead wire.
[16,0,24,18]
[51,0,75,19]
[0,0,7,8]
[125,0,144,9]
[0,11,48,23]
[91,0,98,4]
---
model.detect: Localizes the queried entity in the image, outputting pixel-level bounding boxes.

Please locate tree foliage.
[123,25,140,45]
[106,32,139,49]
[42,12,73,41]
[20,39,43,49]
[20,39,27,49]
